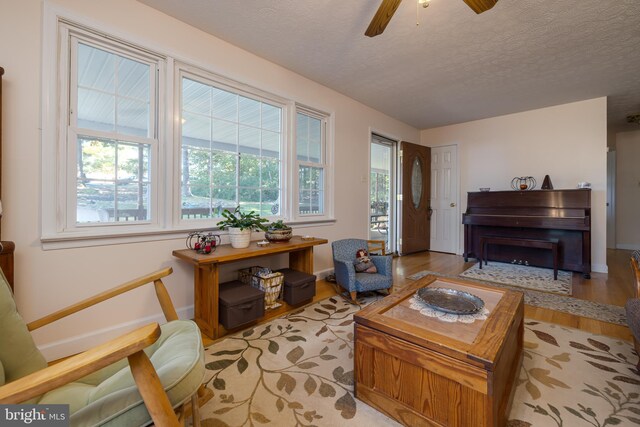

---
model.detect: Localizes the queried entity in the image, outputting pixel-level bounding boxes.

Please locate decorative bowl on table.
[265,228,293,243]
[264,220,293,243]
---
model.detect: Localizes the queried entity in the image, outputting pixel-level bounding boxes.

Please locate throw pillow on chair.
[354,248,377,273]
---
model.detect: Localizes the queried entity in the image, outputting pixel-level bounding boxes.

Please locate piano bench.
[479,236,559,280]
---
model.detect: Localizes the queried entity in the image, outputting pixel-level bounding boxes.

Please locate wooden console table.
[173,236,328,339]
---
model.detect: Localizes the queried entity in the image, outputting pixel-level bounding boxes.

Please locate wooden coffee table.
[354,275,524,427]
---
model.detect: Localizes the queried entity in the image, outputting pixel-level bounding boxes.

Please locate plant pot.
[265,228,293,243]
[228,227,252,248]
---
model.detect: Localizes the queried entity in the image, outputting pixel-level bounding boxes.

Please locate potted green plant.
[265,219,293,243]
[217,207,269,248]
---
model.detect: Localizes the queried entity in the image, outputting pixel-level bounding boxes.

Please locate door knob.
[450,202,456,207]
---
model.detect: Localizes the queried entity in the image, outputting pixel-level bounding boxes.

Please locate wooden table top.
[354,275,524,369]
[172,235,328,266]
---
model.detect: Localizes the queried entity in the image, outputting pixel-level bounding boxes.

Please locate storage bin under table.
[275,268,316,305]
[219,280,265,330]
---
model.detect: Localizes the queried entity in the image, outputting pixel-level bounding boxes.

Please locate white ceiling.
[138,0,640,132]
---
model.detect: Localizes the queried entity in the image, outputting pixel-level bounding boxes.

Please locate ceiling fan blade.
[365,0,403,38]
[462,0,498,14]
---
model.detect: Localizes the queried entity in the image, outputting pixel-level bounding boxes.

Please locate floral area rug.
[199,296,639,426]
[460,261,572,295]
[407,270,626,325]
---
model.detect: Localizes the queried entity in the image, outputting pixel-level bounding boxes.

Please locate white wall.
[615,130,640,250]
[420,98,608,273]
[0,0,419,359]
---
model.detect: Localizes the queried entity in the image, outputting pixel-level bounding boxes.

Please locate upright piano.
[463,189,591,278]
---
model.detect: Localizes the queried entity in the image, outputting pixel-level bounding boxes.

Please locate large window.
[180,74,283,220]
[64,29,160,228]
[43,18,332,245]
[296,109,327,216]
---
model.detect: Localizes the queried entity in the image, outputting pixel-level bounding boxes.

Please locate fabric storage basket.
[275,268,317,305]
[238,267,284,310]
[219,280,265,329]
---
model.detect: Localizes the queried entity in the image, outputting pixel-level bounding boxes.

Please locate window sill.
[41,218,336,250]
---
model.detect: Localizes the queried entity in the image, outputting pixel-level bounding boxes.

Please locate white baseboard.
[38,306,194,362]
[617,243,640,251]
[315,268,334,279]
[592,264,608,274]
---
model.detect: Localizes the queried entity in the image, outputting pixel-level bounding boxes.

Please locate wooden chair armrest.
[0,323,161,404]
[27,268,177,331]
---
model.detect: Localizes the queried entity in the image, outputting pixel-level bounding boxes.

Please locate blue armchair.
[331,239,393,301]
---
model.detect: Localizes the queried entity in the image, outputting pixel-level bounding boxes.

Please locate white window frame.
[294,105,332,221]
[174,63,290,227]
[41,8,334,249]
[42,17,167,243]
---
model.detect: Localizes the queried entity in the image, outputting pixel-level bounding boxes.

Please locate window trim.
[41,7,335,249]
[43,16,168,242]
[173,63,291,227]
[294,105,332,220]
[67,35,161,229]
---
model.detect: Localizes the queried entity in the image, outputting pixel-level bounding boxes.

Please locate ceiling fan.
[365,0,498,37]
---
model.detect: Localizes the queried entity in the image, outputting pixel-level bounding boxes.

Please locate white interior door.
[430,145,459,253]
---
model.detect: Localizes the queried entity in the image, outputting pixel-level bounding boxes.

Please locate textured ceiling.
[138,0,640,132]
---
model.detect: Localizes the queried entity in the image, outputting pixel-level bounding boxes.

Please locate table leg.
[194,264,219,339]
[289,247,313,274]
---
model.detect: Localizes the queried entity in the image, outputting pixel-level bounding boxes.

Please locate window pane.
[239,154,260,188]
[183,78,211,116]
[262,130,280,157]
[298,165,324,215]
[117,143,146,181]
[76,42,151,138]
[118,56,149,101]
[211,150,236,187]
[308,116,322,163]
[183,111,211,144]
[212,87,237,121]
[261,158,279,189]
[262,103,280,132]
[77,88,115,132]
[78,43,114,92]
[239,96,260,126]
[212,119,237,149]
[262,188,280,216]
[117,97,148,137]
[239,188,260,209]
[296,113,309,161]
[239,125,260,154]
[180,76,282,221]
[77,136,150,223]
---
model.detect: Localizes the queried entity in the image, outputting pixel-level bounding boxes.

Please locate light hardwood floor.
[316,248,635,341]
[207,248,635,347]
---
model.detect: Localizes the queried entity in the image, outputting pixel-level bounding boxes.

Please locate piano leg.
[583,273,591,279]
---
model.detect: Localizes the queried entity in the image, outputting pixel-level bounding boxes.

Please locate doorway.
[369,134,397,254]
[399,141,431,255]
[430,145,459,254]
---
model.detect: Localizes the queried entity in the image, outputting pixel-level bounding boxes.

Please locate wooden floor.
[316,248,635,341]
[207,248,635,346]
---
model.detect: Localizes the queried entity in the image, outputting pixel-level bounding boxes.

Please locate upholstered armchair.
[0,267,211,426]
[332,238,393,301]
[626,250,640,369]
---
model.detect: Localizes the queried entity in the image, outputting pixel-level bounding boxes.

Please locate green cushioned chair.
[0,267,210,426]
